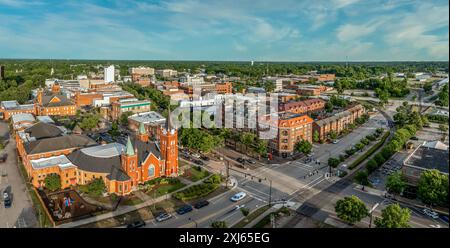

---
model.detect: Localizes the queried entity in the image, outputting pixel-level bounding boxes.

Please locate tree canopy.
[44,174,61,191]
[417,169,449,206]
[335,195,369,225]
[375,204,411,228]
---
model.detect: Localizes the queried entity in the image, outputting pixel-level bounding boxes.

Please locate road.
[0,122,37,228]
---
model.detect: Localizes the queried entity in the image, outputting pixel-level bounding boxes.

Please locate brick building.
[312,103,365,140]
[259,112,313,157]
[0,100,36,120]
[279,98,326,114]
[35,85,77,116]
[110,99,151,120]
[16,116,179,196]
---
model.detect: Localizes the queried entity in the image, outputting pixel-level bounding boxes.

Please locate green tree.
[211,221,227,228]
[44,173,61,191]
[109,121,120,138]
[328,157,340,168]
[120,111,134,126]
[325,101,333,113]
[438,124,448,141]
[334,195,369,225]
[329,130,338,140]
[78,114,100,131]
[313,130,320,143]
[386,171,406,196]
[240,207,250,217]
[375,204,411,228]
[354,171,369,190]
[417,169,449,206]
[295,140,312,154]
[86,178,107,197]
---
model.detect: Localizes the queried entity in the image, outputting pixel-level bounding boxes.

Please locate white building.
[104,65,115,83]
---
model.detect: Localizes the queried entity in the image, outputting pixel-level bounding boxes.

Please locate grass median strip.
[232,205,271,228]
[348,131,390,170]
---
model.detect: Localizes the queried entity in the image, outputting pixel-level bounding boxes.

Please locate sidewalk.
[57,174,213,228]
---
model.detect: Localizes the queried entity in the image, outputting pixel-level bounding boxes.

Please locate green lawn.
[183,167,210,182]
[150,182,186,198]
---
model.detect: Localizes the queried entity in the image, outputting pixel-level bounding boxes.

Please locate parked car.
[439,215,449,223]
[423,209,439,219]
[155,212,172,222]
[194,159,204,165]
[176,204,193,215]
[236,157,245,163]
[3,192,11,208]
[230,192,247,202]
[200,155,210,161]
[0,153,7,163]
[191,153,201,159]
[194,200,210,209]
[411,136,419,140]
[332,139,340,144]
[126,220,146,228]
[246,159,256,164]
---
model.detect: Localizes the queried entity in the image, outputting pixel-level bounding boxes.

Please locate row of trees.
[335,195,411,227]
[435,84,449,107]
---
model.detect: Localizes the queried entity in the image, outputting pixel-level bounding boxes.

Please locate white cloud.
[336,21,381,41]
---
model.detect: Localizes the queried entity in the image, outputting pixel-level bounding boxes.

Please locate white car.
[230,192,247,202]
[332,139,340,144]
[423,209,439,219]
[191,153,201,158]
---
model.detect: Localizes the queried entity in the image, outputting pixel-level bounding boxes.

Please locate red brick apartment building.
[259,112,313,157]
[279,98,326,115]
[312,103,365,140]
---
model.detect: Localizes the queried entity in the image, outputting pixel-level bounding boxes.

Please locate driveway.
[0,121,38,228]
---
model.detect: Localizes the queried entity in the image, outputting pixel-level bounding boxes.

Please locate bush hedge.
[173,174,222,201]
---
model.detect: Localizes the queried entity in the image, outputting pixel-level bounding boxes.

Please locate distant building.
[128,111,166,137]
[35,85,77,116]
[402,140,449,186]
[247,87,266,94]
[156,69,178,78]
[129,67,154,76]
[104,65,115,83]
[0,100,35,120]
[111,98,151,120]
[312,103,365,141]
[279,98,326,115]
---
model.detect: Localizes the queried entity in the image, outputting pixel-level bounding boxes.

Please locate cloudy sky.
[0,0,448,61]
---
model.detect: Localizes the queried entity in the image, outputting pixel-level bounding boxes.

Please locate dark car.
[194,200,209,209]
[200,155,210,161]
[3,187,12,208]
[194,159,204,165]
[236,157,245,163]
[0,153,7,163]
[126,220,146,228]
[176,205,193,215]
[411,136,419,140]
[246,159,256,164]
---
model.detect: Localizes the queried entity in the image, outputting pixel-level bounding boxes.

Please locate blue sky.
[0,0,448,61]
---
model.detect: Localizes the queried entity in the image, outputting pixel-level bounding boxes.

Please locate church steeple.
[126,136,135,156]
[165,106,172,132]
[137,122,149,142]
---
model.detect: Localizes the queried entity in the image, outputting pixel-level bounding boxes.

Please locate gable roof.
[24,134,97,154]
[24,122,63,140]
[41,92,73,107]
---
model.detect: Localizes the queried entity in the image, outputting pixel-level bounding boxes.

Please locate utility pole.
[189,217,198,228]
[225,160,230,189]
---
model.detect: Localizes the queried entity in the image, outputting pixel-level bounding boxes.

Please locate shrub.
[44,173,61,191]
[366,159,379,174]
[366,135,376,141]
[355,143,365,151]
[339,155,345,162]
[360,138,370,145]
[345,148,356,156]
[374,153,386,166]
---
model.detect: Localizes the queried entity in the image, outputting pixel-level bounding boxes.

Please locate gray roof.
[24,122,63,140]
[67,145,130,182]
[131,137,161,165]
[11,113,35,124]
[41,93,73,107]
[30,155,75,170]
[404,144,449,174]
[128,111,166,125]
[24,134,97,155]
[36,116,55,124]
